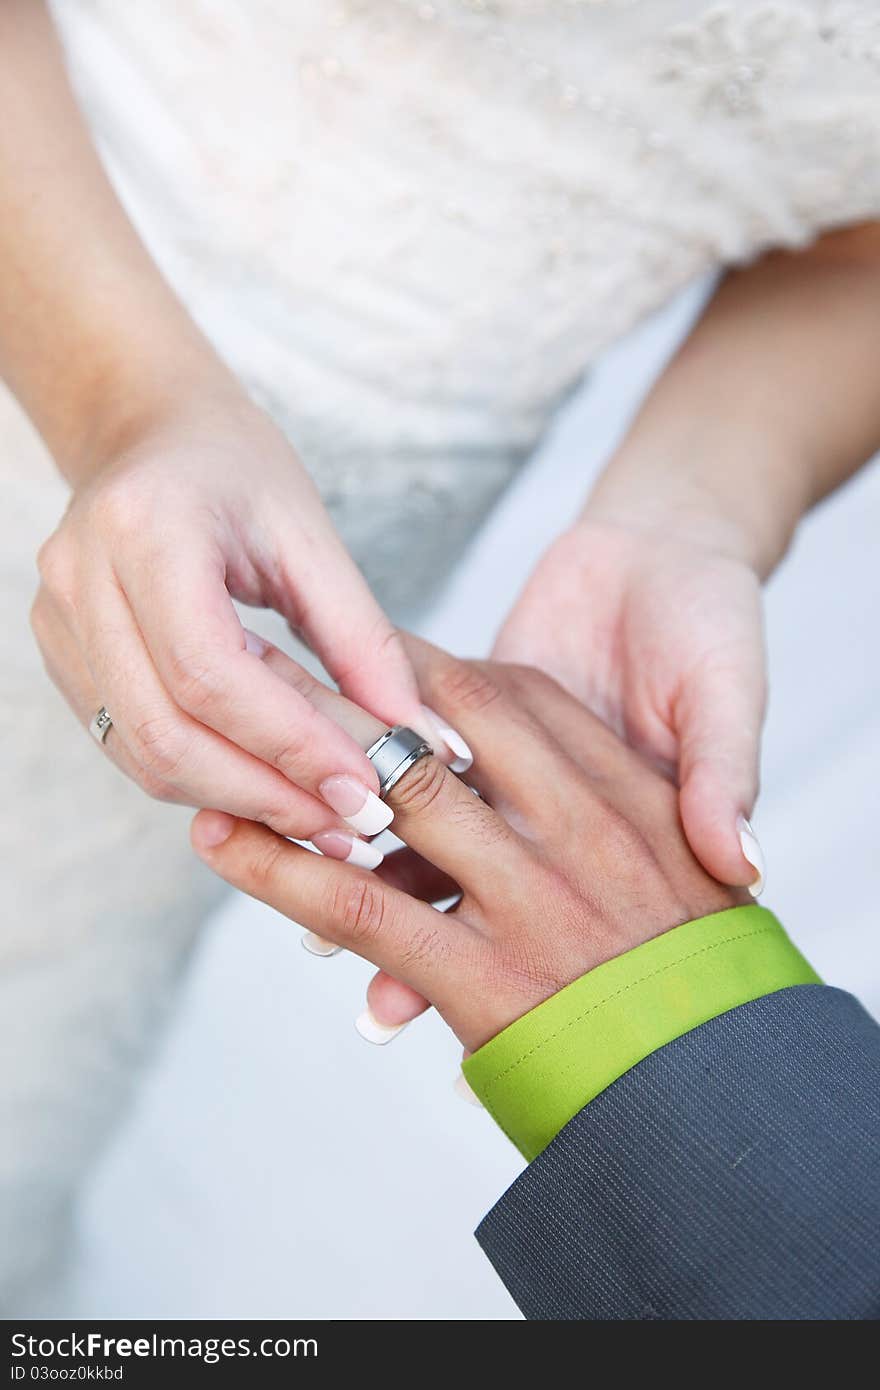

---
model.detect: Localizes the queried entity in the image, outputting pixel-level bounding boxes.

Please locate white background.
[45,280,880,1319]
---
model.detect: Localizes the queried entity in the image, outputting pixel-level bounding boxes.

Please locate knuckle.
[35,534,73,597]
[137,771,181,804]
[363,618,403,662]
[244,834,287,892]
[433,660,500,715]
[167,645,221,714]
[502,661,556,700]
[29,592,52,647]
[595,801,664,878]
[388,755,448,818]
[132,712,190,783]
[267,659,314,700]
[333,617,406,687]
[259,799,302,835]
[328,875,387,947]
[89,480,140,535]
[267,728,311,778]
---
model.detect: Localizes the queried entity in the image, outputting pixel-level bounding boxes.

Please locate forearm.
[0,0,232,485]
[586,223,880,577]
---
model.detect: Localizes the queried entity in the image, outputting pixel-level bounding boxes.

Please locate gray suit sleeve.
[476,985,880,1319]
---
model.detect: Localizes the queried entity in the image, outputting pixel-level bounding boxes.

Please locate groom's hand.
[192,637,744,1053]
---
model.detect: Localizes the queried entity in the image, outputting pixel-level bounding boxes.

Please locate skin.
[497,225,880,884]
[191,639,745,1053]
[3,4,880,878]
[6,0,437,840]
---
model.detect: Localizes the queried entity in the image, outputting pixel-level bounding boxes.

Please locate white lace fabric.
[33,0,880,610]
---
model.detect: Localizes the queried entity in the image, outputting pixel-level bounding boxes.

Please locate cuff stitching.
[481,924,776,1098]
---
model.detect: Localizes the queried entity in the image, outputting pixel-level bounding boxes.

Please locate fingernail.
[192,811,236,850]
[421,705,473,773]
[244,629,268,657]
[311,829,384,870]
[453,1072,484,1107]
[302,932,341,958]
[737,814,765,897]
[319,776,394,835]
[354,1007,408,1045]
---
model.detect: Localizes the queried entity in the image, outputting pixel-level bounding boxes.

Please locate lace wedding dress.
[2,0,880,1303]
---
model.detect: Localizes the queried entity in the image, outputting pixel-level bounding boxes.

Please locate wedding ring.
[365,726,433,799]
[89,706,113,745]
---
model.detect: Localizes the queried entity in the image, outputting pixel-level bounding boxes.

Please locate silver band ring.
[89,706,113,745]
[365,726,433,799]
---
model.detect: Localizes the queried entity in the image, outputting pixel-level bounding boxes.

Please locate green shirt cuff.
[462,904,820,1162]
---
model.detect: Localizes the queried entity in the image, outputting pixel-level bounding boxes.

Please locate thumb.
[675,657,767,893]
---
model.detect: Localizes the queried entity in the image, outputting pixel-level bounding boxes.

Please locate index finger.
[111,538,385,802]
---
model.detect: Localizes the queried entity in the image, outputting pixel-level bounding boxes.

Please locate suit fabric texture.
[477,986,880,1320]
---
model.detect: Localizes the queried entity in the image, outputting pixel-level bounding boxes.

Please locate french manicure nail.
[737,814,765,897]
[311,829,384,870]
[319,776,394,836]
[421,705,473,773]
[301,932,341,958]
[354,1007,408,1045]
[453,1072,484,1107]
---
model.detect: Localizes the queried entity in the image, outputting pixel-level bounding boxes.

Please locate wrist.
[581,490,770,576]
[464,905,820,1161]
[584,426,809,581]
[58,343,244,491]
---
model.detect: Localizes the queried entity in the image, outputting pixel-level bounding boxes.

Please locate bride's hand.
[31,389,467,841]
[190,638,743,1054]
[493,517,766,896]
